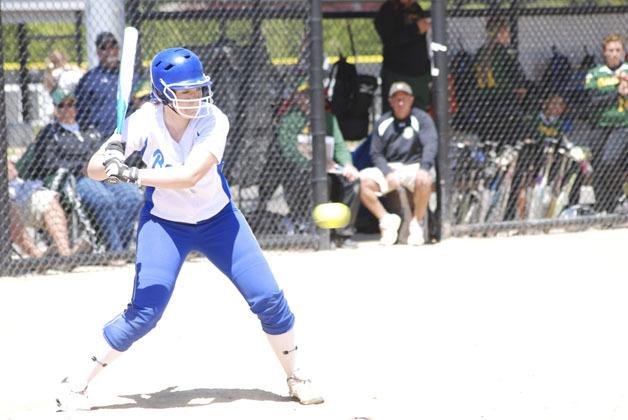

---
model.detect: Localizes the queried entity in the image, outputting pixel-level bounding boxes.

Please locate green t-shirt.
[584,63,628,127]
[277,109,352,169]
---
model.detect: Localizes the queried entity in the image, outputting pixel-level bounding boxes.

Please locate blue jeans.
[76,177,144,252]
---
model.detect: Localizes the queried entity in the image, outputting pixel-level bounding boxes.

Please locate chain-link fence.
[2,1,628,276]
[1,0,316,276]
[323,3,628,239]
[446,4,628,237]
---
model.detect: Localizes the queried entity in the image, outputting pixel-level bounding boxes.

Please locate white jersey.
[122,101,230,224]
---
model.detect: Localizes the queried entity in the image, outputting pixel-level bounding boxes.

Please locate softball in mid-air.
[312,202,351,229]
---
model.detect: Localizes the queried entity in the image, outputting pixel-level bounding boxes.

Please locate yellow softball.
[312,202,351,229]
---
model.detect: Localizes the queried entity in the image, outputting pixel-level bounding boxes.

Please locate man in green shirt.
[584,33,628,212]
[277,82,360,248]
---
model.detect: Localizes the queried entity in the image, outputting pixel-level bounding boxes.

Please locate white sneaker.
[379,213,401,246]
[55,377,90,412]
[407,219,425,246]
[287,372,324,405]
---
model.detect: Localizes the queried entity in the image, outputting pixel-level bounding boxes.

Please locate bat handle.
[106,129,123,185]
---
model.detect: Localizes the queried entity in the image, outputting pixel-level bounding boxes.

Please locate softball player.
[56,47,323,410]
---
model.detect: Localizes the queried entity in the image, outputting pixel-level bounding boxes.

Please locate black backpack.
[330,56,358,117]
[329,22,378,141]
[330,56,377,141]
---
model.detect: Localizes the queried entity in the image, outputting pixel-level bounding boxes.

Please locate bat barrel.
[115,27,138,134]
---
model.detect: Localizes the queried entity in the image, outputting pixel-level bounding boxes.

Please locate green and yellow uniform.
[584,62,628,211]
[584,62,628,128]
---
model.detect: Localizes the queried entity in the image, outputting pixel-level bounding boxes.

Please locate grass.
[3,2,623,70]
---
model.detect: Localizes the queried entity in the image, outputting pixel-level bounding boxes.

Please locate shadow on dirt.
[93,386,292,410]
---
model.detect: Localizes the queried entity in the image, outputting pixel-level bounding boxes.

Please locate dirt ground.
[1,228,627,420]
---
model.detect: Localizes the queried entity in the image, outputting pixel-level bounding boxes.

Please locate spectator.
[131,78,153,112]
[507,93,572,219]
[468,15,528,148]
[8,160,85,259]
[25,88,144,257]
[359,81,437,246]
[9,201,40,258]
[584,33,628,212]
[43,50,84,94]
[616,72,628,209]
[374,0,431,113]
[75,32,122,137]
[277,81,361,248]
[522,93,571,171]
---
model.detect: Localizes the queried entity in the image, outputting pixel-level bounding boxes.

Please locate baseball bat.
[116,27,138,135]
[108,26,138,184]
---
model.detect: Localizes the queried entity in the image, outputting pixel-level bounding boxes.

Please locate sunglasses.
[57,100,76,109]
[98,43,119,51]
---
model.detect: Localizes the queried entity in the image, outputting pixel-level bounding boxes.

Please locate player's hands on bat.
[104,134,125,162]
[104,158,139,185]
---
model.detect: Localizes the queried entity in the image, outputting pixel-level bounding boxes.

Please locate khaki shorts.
[16,189,58,228]
[359,162,435,197]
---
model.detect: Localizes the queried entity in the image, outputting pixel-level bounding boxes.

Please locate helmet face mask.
[159,80,213,119]
[150,48,213,119]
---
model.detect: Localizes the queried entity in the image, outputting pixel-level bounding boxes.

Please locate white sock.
[380,212,393,222]
[266,329,298,378]
[71,338,122,392]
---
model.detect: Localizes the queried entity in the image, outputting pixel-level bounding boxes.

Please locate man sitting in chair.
[359,81,437,246]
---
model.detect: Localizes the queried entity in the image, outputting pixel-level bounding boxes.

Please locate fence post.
[75,11,84,66]
[0,10,11,273]
[431,0,452,239]
[17,23,29,123]
[309,0,331,250]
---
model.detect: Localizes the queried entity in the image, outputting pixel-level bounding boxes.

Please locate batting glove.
[104,158,140,185]
[103,134,125,162]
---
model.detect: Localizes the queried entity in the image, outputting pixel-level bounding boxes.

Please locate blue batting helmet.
[150,48,213,117]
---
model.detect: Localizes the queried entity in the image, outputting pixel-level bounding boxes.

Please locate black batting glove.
[104,158,140,185]
[103,134,125,162]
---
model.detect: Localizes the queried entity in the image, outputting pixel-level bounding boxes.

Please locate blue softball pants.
[103,202,295,352]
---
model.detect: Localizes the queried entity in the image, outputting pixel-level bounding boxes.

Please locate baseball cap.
[296,79,309,93]
[96,32,119,49]
[51,88,76,105]
[388,81,413,97]
[133,79,152,99]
